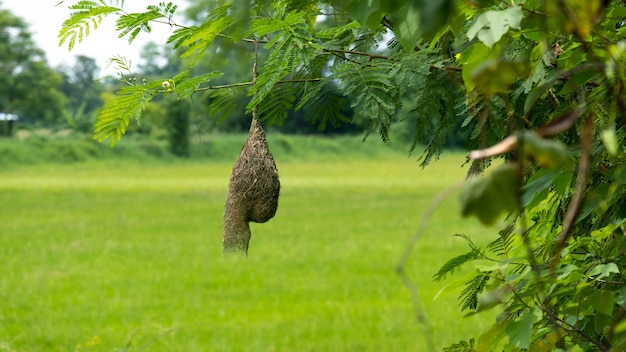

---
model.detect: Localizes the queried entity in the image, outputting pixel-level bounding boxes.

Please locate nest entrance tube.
[222,118,280,255]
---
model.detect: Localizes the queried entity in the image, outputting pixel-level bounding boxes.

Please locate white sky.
[4,0,186,75]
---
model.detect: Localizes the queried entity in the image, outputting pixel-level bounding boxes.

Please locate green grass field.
[0,137,498,351]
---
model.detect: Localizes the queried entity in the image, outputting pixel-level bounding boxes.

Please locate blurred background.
[0,0,467,163]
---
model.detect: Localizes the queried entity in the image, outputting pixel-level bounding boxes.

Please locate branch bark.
[550,115,592,273]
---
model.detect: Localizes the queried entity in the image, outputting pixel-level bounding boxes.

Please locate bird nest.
[222,118,280,255]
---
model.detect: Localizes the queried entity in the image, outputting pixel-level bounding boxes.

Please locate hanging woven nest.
[222,118,280,255]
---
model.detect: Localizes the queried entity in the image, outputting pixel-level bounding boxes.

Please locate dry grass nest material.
[222,118,280,254]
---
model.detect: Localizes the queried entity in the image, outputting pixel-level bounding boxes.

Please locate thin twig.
[251,39,259,121]
[324,48,389,60]
[198,81,255,91]
[193,77,324,92]
[512,290,609,351]
[541,304,609,351]
[396,180,465,351]
[550,116,592,273]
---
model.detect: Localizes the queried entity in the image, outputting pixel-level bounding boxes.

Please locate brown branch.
[147,14,465,74]
[469,107,583,160]
[323,48,462,71]
[277,78,324,84]
[439,65,462,72]
[193,77,324,92]
[538,300,610,351]
[550,115,592,273]
[557,62,605,81]
[199,81,254,90]
[510,289,609,351]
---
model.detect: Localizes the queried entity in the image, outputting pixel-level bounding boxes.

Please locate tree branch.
[550,115,592,273]
[324,48,389,60]
[251,39,259,120]
[193,77,324,92]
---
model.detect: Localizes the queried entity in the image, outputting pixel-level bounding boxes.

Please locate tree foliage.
[0,5,67,123]
[58,55,105,132]
[60,0,626,350]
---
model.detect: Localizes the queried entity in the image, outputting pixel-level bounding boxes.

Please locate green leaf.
[601,127,619,156]
[476,321,508,351]
[166,26,196,48]
[115,10,164,43]
[174,71,223,100]
[524,70,562,114]
[460,163,519,226]
[58,1,121,50]
[105,55,132,73]
[588,263,619,280]
[558,70,598,95]
[296,80,351,131]
[607,165,626,184]
[505,312,536,349]
[443,338,475,352]
[576,185,614,223]
[179,3,233,65]
[529,328,566,352]
[476,286,513,312]
[93,83,161,146]
[249,8,308,38]
[521,169,562,206]
[257,83,297,126]
[460,43,501,92]
[247,42,299,112]
[417,0,455,40]
[578,290,616,335]
[460,274,490,312]
[334,61,398,141]
[472,59,530,96]
[520,131,571,170]
[390,1,420,53]
[553,169,573,197]
[336,0,393,29]
[433,238,484,282]
[545,0,605,36]
[207,87,245,123]
[610,319,626,351]
[467,6,523,48]
[316,20,360,40]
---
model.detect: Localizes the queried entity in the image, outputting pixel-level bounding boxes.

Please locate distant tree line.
[0,6,103,131]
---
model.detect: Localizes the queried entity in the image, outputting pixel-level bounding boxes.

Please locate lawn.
[0,151,498,351]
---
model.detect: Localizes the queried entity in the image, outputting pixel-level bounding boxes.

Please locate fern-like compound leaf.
[433,234,485,281]
[297,79,351,131]
[115,11,162,43]
[207,87,245,123]
[433,250,483,282]
[442,338,476,352]
[334,62,398,140]
[459,274,490,312]
[247,41,299,112]
[58,1,121,50]
[174,71,224,100]
[179,3,233,65]
[93,82,161,146]
[257,83,297,125]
